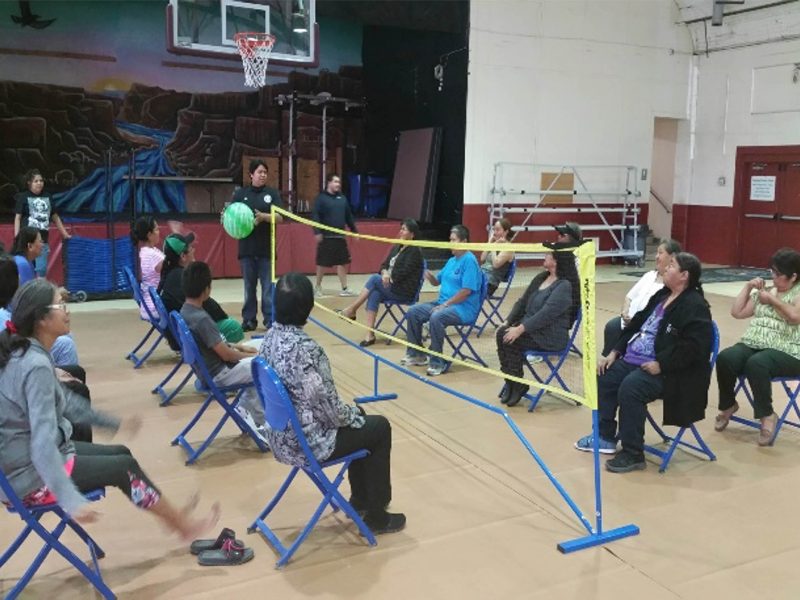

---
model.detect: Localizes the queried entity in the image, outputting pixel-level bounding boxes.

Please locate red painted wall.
[0,219,402,285]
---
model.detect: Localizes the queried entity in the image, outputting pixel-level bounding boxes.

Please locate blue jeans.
[240,256,272,325]
[364,274,408,312]
[35,242,49,278]
[405,302,463,368]
[598,360,664,456]
[51,334,79,366]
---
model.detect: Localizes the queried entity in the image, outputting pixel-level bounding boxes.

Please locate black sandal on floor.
[190,527,239,555]
[359,338,376,347]
[197,538,254,566]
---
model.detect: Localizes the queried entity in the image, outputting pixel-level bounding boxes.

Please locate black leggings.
[70,442,161,509]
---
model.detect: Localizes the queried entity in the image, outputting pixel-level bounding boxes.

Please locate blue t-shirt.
[437,252,482,322]
[14,255,35,286]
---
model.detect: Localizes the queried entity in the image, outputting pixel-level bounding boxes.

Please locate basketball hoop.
[234,32,276,88]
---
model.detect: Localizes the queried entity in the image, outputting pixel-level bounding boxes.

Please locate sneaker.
[400,354,429,367]
[254,425,271,449]
[234,405,268,447]
[529,355,544,365]
[364,512,406,535]
[426,363,446,377]
[314,287,325,298]
[339,288,357,297]
[574,434,618,454]
[605,451,646,473]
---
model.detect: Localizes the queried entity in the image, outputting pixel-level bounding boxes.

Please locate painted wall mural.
[0,0,363,215]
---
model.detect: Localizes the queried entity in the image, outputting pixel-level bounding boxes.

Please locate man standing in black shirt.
[14,169,71,278]
[312,174,358,298]
[231,160,283,331]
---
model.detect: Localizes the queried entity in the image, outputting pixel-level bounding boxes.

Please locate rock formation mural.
[0,67,364,215]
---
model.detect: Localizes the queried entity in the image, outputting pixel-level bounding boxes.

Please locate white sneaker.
[338,288,357,297]
[234,405,268,447]
[314,287,326,298]
[254,425,270,449]
[400,354,429,367]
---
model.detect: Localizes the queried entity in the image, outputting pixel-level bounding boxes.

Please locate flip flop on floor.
[335,309,356,321]
[198,538,254,566]
[190,527,241,555]
[359,338,376,347]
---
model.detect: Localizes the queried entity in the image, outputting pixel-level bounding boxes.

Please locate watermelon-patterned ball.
[222,202,255,239]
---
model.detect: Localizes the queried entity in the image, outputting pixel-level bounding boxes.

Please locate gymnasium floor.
[1,263,797,600]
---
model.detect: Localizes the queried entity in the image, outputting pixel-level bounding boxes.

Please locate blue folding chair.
[0,470,113,599]
[644,320,719,472]
[374,260,427,342]
[522,310,583,412]
[169,312,269,465]
[729,376,800,446]
[122,266,164,368]
[476,260,516,337]
[148,288,193,406]
[247,357,377,567]
[442,274,490,370]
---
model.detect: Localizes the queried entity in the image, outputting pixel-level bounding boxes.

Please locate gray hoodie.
[0,339,119,515]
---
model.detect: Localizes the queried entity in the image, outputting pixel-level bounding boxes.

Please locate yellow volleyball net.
[271,206,597,410]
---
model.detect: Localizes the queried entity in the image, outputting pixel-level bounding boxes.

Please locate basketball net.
[234,32,276,88]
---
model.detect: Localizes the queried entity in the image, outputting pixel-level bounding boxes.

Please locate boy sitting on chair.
[180,261,268,445]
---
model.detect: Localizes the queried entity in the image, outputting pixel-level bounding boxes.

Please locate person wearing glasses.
[0,279,220,539]
[714,248,800,445]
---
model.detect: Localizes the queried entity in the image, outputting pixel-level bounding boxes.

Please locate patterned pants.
[71,442,161,509]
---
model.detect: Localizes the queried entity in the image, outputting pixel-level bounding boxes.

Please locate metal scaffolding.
[488,163,645,264]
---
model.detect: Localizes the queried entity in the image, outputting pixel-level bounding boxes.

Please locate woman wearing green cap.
[158,233,244,345]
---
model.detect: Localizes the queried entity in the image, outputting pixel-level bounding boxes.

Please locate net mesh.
[270,207,598,410]
[234,32,275,88]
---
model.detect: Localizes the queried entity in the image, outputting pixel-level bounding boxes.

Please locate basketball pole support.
[309,315,640,553]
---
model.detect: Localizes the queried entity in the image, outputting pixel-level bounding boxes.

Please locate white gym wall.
[463,0,692,208]
[464,0,800,261]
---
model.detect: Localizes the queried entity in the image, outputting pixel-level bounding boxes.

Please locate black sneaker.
[241,320,257,332]
[364,512,406,535]
[605,451,646,473]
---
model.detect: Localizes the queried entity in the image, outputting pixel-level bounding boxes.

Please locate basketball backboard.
[166,0,317,66]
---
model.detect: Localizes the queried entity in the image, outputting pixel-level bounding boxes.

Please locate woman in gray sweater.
[496,244,581,407]
[0,279,219,540]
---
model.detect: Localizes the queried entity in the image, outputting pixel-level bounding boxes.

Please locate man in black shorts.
[312,174,358,298]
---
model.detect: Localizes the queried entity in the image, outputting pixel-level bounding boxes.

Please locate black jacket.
[380,245,424,301]
[614,286,713,426]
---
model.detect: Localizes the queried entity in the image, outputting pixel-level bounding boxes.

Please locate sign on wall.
[750,175,776,201]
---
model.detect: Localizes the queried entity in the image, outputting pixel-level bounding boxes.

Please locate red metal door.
[739,162,780,267]
[777,162,800,252]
